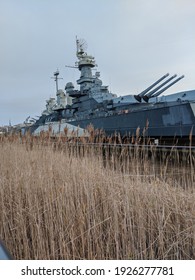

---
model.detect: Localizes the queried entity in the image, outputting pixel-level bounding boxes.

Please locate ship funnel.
[143,74,177,102]
[134,73,169,102]
[146,75,185,101]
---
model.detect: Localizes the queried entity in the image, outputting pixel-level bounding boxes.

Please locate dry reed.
[0,134,195,259]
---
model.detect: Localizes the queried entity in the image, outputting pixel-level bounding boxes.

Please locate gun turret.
[144,75,184,102]
[134,73,169,102]
[143,74,177,102]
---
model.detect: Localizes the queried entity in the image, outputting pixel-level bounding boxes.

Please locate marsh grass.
[0,134,195,259]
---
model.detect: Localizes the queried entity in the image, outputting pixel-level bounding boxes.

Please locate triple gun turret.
[134,73,184,102]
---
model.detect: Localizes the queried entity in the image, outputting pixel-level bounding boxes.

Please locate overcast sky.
[1,0,195,125]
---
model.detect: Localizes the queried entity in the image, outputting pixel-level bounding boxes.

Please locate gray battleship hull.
[65,101,195,139]
[29,101,195,145]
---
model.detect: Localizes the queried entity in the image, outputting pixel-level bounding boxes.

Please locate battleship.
[25,38,195,144]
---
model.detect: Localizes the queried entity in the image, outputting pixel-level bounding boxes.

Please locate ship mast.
[51,69,63,93]
[75,38,97,95]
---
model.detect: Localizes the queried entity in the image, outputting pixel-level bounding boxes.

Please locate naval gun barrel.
[134,73,169,102]
[147,75,185,101]
[143,74,177,102]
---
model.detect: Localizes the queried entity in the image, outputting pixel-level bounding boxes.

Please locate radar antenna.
[51,69,63,93]
[76,37,88,57]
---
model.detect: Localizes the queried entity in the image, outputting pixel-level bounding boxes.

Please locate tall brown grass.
[0,134,195,259]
